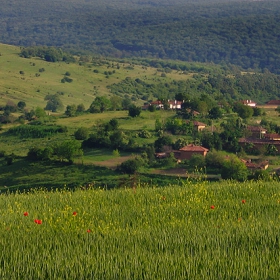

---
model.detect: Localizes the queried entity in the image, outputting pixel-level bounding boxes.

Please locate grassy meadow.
[1,180,280,279]
[0,43,190,110]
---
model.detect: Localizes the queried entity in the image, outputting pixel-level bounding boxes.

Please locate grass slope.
[1,180,280,278]
[0,43,189,110]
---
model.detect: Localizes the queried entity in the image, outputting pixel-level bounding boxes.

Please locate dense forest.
[1,0,280,73]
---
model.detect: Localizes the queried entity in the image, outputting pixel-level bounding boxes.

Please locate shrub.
[74,127,89,140]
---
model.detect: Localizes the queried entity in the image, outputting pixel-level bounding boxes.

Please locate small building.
[264,133,280,141]
[241,159,269,171]
[241,100,257,107]
[246,125,267,138]
[193,121,207,131]
[186,120,207,131]
[174,144,209,160]
[168,100,183,110]
[238,138,280,155]
[266,100,280,107]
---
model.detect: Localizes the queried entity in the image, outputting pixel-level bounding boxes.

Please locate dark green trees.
[89,97,111,113]
[45,94,64,112]
[128,104,141,117]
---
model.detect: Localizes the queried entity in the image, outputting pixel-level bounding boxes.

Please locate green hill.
[1,0,280,72]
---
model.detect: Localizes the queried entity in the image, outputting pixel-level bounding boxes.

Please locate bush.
[74,127,89,140]
[117,158,141,174]
[138,130,151,138]
[221,155,248,182]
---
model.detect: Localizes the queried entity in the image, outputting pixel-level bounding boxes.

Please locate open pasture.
[0,44,190,110]
[1,180,280,279]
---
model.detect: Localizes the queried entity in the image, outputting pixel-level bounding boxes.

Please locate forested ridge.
[1,0,280,72]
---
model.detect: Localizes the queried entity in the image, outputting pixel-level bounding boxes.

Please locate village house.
[168,100,183,110]
[173,144,209,160]
[186,120,207,131]
[240,159,269,171]
[193,121,207,132]
[265,100,280,108]
[246,125,267,138]
[264,133,280,140]
[238,138,280,155]
[143,100,183,110]
[241,100,257,107]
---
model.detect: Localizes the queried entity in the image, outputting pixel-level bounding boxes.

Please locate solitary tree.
[89,96,111,113]
[65,104,77,117]
[54,140,83,163]
[45,94,64,112]
[128,104,141,117]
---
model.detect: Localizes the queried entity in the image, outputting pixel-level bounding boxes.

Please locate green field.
[1,180,280,279]
[0,43,190,110]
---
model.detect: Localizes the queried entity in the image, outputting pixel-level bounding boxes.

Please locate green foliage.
[173,138,188,150]
[221,155,248,182]
[208,106,222,119]
[76,104,85,113]
[205,150,225,169]
[54,140,83,163]
[138,130,151,139]
[117,157,141,174]
[200,131,222,151]
[265,144,278,156]
[128,104,141,118]
[65,104,77,117]
[233,103,254,119]
[7,125,67,138]
[61,76,73,83]
[74,127,89,141]
[44,94,64,112]
[5,154,15,165]
[27,146,53,161]
[34,107,46,118]
[20,46,75,63]
[112,149,120,157]
[89,96,111,113]
[154,135,172,152]
[17,101,26,110]
[188,154,206,170]
[1,182,280,278]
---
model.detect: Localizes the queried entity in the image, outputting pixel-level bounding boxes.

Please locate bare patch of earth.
[151,168,188,177]
[92,156,134,169]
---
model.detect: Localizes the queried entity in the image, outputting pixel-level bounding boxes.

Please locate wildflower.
[87,229,91,233]
[34,219,42,224]
[73,211,77,216]
[210,205,215,209]
[23,212,29,216]
[242,200,246,204]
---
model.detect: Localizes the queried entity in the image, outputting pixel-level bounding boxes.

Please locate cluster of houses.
[150,98,280,171]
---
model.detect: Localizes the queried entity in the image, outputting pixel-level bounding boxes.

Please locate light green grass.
[1,180,280,279]
[0,43,189,111]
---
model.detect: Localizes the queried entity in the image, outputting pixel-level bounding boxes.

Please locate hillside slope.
[1,0,280,72]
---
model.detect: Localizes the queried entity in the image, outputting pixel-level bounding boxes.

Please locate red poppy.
[242,199,246,204]
[23,212,29,216]
[73,211,77,216]
[210,205,215,209]
[34,219,42,224]
[87,229,91,233]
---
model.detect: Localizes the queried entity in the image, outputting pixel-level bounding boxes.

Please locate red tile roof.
[266,100,280,105]
[179,144,209,152]
[247,125,267,132]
